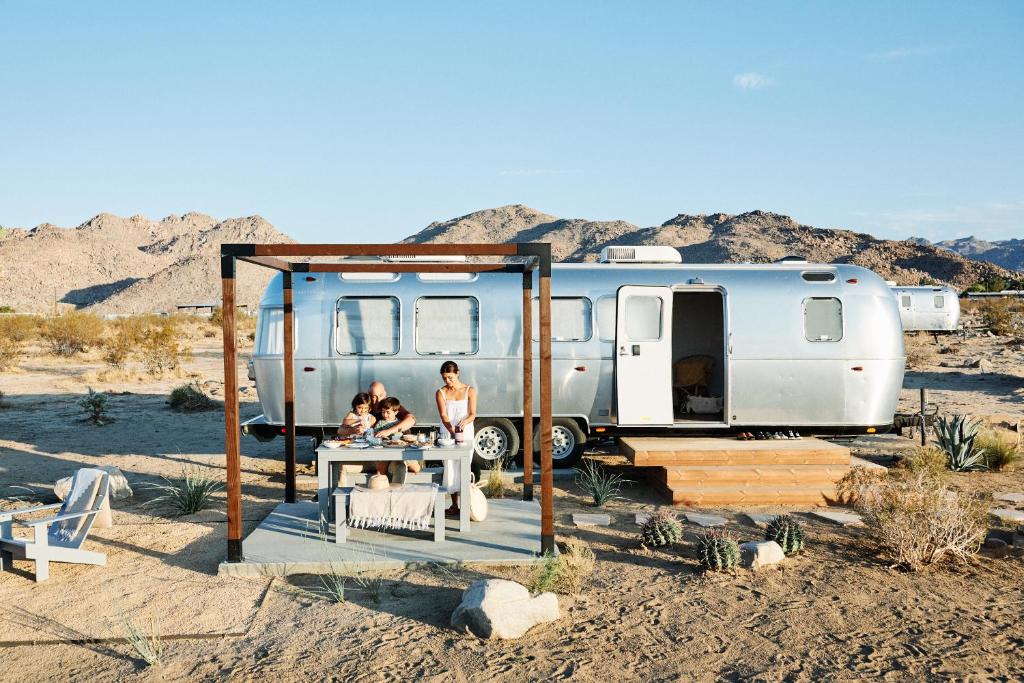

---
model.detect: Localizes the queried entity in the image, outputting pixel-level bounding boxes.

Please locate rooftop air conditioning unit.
[599,246,682,264]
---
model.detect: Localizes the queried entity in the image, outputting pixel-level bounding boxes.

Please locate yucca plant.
[143,467,223,516]
[574,459,631,507]
[696,529,740,572]
[933,415,987,472]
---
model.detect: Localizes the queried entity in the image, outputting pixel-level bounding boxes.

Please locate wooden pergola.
[219,242,555,563]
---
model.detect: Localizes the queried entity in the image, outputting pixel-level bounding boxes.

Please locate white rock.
[55,466,132,501]
[685,512,727,528]
[989,508,1024,525]
[573,513,610,527]
[739,541,786,569]
[993,492,1024,505]
[810,509,864,527]
[451,579,559,639]
[634,512,653,526]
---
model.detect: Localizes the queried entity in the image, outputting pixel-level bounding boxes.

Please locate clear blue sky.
[1,2,1021,242]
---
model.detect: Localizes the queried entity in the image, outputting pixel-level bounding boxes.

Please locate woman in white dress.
[435,360,477,517]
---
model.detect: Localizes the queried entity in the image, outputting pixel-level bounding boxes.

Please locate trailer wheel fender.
[533,418,587,468]
[472,418,521,466]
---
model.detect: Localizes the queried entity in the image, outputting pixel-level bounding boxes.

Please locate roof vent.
[599,246,681,264]
[775,255,807,264]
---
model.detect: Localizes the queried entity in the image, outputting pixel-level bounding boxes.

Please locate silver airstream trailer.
[243,246,905,466]
[890,285,961,332]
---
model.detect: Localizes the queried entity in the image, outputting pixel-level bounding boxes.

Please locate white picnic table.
[316,443,474,535]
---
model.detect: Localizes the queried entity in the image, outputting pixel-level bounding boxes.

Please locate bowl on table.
[322,440,344,449]
[437,437,455,448]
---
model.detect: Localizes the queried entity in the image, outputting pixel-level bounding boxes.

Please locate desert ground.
[1,312,1023,682]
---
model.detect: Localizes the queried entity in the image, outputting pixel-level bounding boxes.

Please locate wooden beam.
[221,256,243,562]
[538,247,554,555]
[237,255,291,271]
[300,263,522,274]
[283,271,296,504]
[521,270,534,501]
[253,243,520,257]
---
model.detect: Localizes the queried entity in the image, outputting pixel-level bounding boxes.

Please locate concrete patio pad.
[219,498,548,577]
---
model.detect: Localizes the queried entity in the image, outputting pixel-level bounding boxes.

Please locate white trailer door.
[616,286,673,425]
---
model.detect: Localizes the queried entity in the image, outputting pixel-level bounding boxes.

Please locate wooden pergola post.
[220,242,555,562]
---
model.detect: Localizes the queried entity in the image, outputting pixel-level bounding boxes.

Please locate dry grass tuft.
[557,537,596,595]
[896,446,950,478]
[0,314,40,343]
[168,382,217,412]
[979,299,1016,336]
[838,468,986,571]
[975,428,1021,472]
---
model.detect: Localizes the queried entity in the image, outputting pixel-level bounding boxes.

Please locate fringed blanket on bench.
[348,483,438,530]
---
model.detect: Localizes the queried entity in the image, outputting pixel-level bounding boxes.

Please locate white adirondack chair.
[0,468,110,582]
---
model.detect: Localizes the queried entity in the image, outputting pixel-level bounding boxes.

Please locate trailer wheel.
[533,418,587,468]
[473,418,521,466]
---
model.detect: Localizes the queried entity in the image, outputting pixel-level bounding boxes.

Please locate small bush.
[979,299,1014,336]
[140,319,189,374]
[528,552,560,593]
[0,305,14,314]
[0,314,39,343]
[0,337,22,370]
[168,382,216,412]
[574,459,630,507]
[78,387,112,425]
[838,468,986,571]
[482,456,506,498]
[557,537,595,595]
[897,446,949,478]
[976,429,1020,472]
[144,467,223,516]
[102,328,135,368]
[118,610,162,667]
[41,311,106,356]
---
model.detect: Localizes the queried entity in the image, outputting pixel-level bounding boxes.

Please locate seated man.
[337,381,421,484]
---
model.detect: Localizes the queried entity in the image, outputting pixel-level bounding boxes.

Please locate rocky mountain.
[405,205,1013,289]
[911,235,1024,273]
[0,213,293,314]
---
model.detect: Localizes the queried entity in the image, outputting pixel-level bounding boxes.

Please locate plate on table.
[346,442,370,449]
[322,440,345,449]
[383,441,406,449]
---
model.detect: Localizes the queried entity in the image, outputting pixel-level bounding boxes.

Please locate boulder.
[971,358,994,373]
[451,579,559,639]
[55,466,133,501]
[739,541,786,569]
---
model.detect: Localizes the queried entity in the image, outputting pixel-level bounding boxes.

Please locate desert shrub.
[0,314,39,343]
[41,311,105,356]
[102,328,136,368]
[933,414,987,471]
[574,459,630,507]
[110,315,156,345]
[979,299,1014,335]
[118,609,162,667]
[976,429,1020,472]
[529,552,560,593]
[168,382,216,412]
[79,387,112,425]
[143,467,223,516]
[0,305,14,314]
[639,510,682,548]
[139,319,189,374]
[696,529,740,572]
[838,468,986,571]
[0,337,22,370]
[482,455,506,498]
[557,537,596,595]
[897,446,949,479]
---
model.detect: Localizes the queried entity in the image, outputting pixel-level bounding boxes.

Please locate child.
[376,397,422,480]
[337,392,376,437]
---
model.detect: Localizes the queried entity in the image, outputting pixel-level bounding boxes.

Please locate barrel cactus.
[765,515,805,554]
[696,529,740,571]
[640,510,682,548]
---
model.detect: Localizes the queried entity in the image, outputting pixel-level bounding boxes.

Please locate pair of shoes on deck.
[748,431,802,440]
[736,432,755,440]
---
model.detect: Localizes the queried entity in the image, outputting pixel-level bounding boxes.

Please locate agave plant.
[933,415,987,472]
[574,459,631,507]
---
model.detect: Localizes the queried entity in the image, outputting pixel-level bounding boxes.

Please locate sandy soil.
[1,323,1023,682]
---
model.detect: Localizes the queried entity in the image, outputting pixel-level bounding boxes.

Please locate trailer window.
[934,295,944,308]
[624,295,663,341]
[803,297,843,342]
[257,308,287,355]
[336,297,400,355]
[416,297,479,354]
[802,272,836,282]
[531,297,594,341]
[901,295,912,308]
[596,296,616,341]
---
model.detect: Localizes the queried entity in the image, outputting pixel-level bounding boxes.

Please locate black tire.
[472,418,521,467]
[533,418,587,468]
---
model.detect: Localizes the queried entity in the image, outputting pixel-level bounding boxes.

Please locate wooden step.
[656,464,850,488]
[620,436,850,466]
[652,480,841,507]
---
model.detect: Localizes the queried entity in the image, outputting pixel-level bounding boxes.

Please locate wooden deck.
[619,437,851,506]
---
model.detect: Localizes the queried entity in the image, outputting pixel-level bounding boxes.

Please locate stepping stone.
[993,492,1024,505]
[810,509,864,527]
[849,456,886,470]
[685,512,727,528]
[742,513,776,529]
[634,512,653,526]
[988,508,1024,525]
[573,513,611,527]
